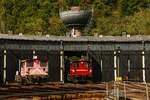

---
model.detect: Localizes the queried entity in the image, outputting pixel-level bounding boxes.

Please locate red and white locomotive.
[15,56,48,84]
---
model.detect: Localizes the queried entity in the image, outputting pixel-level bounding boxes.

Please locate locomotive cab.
[67,59,93,82]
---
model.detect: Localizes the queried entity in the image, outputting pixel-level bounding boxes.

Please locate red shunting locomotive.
[67,59,93,82]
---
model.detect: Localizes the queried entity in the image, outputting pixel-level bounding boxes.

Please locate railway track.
[0,81,150,100]
[0,82,106,100]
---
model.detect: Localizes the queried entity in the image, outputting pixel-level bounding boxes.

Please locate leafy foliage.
[0,0,150,35]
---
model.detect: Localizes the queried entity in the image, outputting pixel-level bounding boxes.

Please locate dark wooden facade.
[1,34,150,83]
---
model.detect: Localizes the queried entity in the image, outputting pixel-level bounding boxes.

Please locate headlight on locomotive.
[71,69,75,73]
[89,69,92,73]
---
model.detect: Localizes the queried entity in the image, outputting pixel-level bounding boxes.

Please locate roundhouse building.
[0,34,150,84]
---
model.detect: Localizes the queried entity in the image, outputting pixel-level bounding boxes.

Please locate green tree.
[126,9,150,35]
[120,0,149,16]
[48,17,66,36]
[65,0,81,6]
[1,0,150,36]
[0,0,6,33]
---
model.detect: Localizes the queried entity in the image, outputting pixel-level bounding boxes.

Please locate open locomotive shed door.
[5,50,33,83]
[3,50,52,83]
[18,50,60,82]
[88,51,114,82]
[64,51,87,82]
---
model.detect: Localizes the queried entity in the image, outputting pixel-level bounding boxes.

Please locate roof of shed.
[0,34,149,42]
